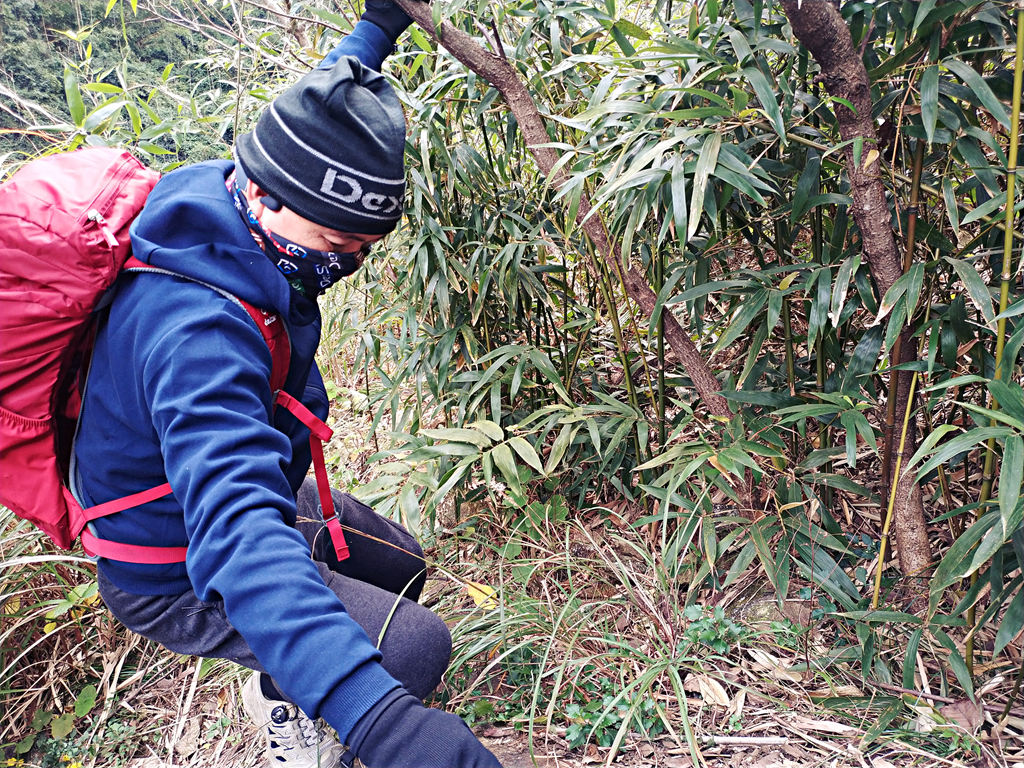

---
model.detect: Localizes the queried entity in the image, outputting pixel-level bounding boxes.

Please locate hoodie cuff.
[317,661,403,744]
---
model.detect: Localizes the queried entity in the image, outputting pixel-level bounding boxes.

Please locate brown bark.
[393,0,732,419]
[780,0,932,576]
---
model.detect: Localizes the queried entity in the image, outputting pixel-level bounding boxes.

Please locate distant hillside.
[0,0,205,160]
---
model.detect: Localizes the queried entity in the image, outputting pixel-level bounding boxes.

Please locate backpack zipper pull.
[86,209,119,247]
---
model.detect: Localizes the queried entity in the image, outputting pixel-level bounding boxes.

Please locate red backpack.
[0,148,348,564]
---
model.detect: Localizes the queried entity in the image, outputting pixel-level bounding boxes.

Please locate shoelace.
[297,714,322,749]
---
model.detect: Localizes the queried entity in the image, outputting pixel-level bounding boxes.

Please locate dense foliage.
[2,0,1022,763]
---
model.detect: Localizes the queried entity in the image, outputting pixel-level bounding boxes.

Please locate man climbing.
[70,2,501,766]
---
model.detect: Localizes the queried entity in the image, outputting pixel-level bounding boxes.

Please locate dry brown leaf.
[727,687,746,720]
[683,673,731,707]
[747,648,806,682]
[939,697,984,733]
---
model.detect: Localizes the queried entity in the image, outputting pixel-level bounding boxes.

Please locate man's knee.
[381,600,452,700]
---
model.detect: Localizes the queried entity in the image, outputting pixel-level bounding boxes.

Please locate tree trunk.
[394,0,732,420]
[780,0,932,576]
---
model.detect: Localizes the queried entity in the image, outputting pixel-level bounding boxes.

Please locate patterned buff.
[228,174,366,297]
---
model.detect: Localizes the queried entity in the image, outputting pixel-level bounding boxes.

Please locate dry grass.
[3,285,1023,768]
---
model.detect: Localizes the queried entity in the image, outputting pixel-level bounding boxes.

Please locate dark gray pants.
[98,481,449,701]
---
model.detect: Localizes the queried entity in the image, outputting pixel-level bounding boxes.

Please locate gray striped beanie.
[236,56,406,235]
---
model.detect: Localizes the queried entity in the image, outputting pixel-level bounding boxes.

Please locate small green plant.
[563,679,665,749]
[679,605,746,655]
[36,736,86,768]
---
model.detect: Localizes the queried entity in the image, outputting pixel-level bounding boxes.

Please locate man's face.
[244,179,385,257]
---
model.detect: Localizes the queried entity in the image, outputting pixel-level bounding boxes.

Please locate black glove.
[362,0,413,40]
[345,688,502,768]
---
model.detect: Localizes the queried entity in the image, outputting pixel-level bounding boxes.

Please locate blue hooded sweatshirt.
[73,22,404,742]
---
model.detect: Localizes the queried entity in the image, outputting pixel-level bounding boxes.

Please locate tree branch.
[393,0,732,419]
[780,0,932,577]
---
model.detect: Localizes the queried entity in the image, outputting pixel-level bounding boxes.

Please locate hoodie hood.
[129,160,309,322]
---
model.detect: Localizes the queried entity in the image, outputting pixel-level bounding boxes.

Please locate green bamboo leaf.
[804,192,853,209]
[921,66,939,145]
[791,152,821,223]
[994,298,1024,322]
[966,503,1022,573]
[737,325,770,387]
[544,424,577,474]
[713,290,767,353]
[830,254,860,327]
[750,520,787,597]
[469,420,505,442]
[956,137,1001,195]
[610,23,638,57]
[729,29,754,65]
[743,66,786,141]
[490,443,520,488]
[836,610,922,624]
[930,629,975,699]
[960,194,1005,227]
[766,289,783,333]
[419,427,495,448]
[84,99,126,131]
[807,267,831,350]
[508,436,544,474]
[911,426,1009,479]
[946,257,996,327]
[993,588,1024,656]
[83,82,123,94]
[688,132,721,241]
[932,512,998,599]
[64,69,85,127]
[674,280,746,304]
[840,410,859,468]
[398,483,421,534]
[309,7,352,29]
[125,101,141,136]
[876,268,912,322]
[997,326,1024,383]
[912,0,939,35]
[998,436,1023,532]
[840,326,882,394]
[943,58,1011,128]
[990,380,1024,424]
[649,267,688,335]
[712,165,767,206]
[942,177,960,235]
[903,262,925,326]
[671,155,688,244]
[722,389,800,408]
[808,473,874,497]
[903,628,923,689]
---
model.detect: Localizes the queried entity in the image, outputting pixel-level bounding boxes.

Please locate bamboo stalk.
[873,368,920,608]
[968,3,1024,676]
[882,140,926,492]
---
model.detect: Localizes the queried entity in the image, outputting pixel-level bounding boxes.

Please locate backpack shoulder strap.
[80,262,294,563]
[237,301,291,394]
[121,256,291,390]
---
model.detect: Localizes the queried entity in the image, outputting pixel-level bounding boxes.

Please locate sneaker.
[241,673,346,767]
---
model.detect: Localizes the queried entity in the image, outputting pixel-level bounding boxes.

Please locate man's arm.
[320,1,413,71]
